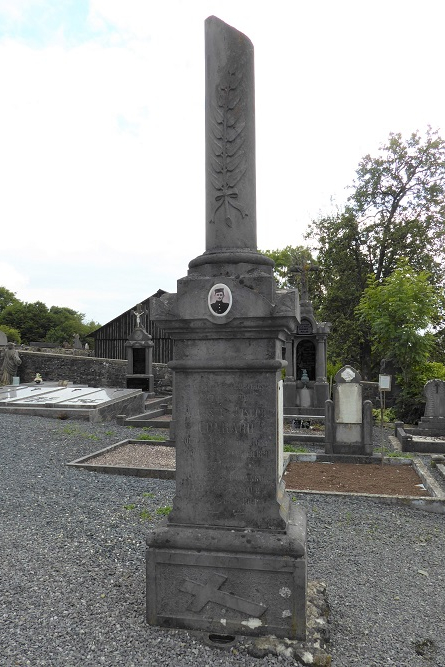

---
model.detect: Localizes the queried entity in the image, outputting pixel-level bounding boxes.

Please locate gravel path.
[1,414,444,667]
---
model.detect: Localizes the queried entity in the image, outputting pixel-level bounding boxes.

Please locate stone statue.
[73,334,82,349]
[132,303,147,328]
[1,342,21,385]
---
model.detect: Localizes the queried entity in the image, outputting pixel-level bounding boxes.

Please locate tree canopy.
[0,289,101,347]
[306,127,445,377]
[259,245,322,307]
[348,127,445,282]
[0,287,20,314]
[357,259,442,386]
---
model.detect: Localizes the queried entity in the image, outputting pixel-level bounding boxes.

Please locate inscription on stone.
[171,371,280,528]
[297,319,312,335]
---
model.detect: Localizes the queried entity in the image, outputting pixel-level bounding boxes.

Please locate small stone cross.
[290,262,319,301]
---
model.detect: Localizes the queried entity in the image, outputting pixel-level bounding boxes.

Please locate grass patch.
[156,506,172,516]
[375,447,413,458]
[137,433,166,441]
[60,424,85,436]
[58,425,100,441]
[284,445,309,453]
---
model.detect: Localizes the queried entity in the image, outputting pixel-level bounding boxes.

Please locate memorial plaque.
[335,383,362,424]
[297,319,313,335]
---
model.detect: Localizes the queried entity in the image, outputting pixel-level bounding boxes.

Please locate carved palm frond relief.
[209,69,248,227]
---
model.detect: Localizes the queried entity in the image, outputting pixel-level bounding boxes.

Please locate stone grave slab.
[0,385,64,403]
[0,383,145,422]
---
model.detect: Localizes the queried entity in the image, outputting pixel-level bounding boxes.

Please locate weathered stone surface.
[147,507,307,639]
[205,15,256,251]
[244,580,331,664]
[424,379,445,418]
[11,350,127,387]
[146,15,306,641]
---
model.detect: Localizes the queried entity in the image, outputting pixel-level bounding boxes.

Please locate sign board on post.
[379,375,392,391]
[378,375,391,464]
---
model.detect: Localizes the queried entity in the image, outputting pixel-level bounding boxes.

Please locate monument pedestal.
[146,271,307,639]
[147,504,306,639]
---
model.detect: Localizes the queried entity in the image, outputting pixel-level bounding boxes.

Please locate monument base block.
[146,504,307,640]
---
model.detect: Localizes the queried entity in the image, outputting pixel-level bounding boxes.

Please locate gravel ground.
[1,414,445,667]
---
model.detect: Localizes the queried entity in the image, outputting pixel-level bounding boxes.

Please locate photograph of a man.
[208,284,232,316]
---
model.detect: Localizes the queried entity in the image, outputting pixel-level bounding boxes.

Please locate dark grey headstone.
[424,379,445,418]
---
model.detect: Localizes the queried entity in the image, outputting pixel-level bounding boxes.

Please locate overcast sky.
[1,0,444,326]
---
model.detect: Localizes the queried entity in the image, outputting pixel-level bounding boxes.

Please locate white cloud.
[0,0,445,322]
[0,262,29,293]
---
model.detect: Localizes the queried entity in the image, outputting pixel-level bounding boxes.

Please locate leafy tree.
[306,127,445,374]
[357,259,442,420]
[260,245,315,289]
[0,301,52,344]
[415,361,445,386]
[307,211,373,372]
[0,287,20,314]
[430,326,445,363]
[357,259,440,381]
[0,297,101,346]
[348,127,445,283]
[0,325,21,344]
[260,245,325,315]
[45,306,86,345]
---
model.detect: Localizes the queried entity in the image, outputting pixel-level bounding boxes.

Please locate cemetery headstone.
[423,379,445,419]
[146,16,307,640]
[0,330,7,346]
[416,379,445,435]
[325,364,373,455]
[125,304,154,395]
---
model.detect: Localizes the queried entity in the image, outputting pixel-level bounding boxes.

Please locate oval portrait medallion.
[208,283,232,317]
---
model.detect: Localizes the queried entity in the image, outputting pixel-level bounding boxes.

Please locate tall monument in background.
[146,16,307,640]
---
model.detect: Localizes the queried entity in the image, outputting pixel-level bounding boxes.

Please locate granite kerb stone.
[67,438,175,479]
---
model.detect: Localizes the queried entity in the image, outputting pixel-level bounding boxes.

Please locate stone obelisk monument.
[146,16,307,640]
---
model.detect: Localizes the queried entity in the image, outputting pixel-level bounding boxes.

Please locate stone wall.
[0,348,172,394]
[153,363,173,395]
[12,350,127,387]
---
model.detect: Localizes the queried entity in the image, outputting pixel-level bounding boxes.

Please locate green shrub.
[0,325,21,344]
[372,407,397,423]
